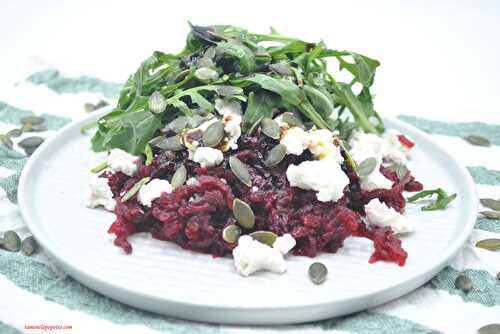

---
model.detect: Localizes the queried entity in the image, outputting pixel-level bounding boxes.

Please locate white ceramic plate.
[18,108,477,325]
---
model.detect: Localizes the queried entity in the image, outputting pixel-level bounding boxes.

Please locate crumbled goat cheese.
[280,127,307,155]
[272,234,296,255]
[215,98,243,150]
[107,148,139,177]
[286,157,349,202]
[137,179,172,207]
[365,199,414,234]
[193,147,224,168]
[84,174,115,211]
[186,177,200,186]
[280,126,343,161]
[350,144,392,191]
[233,234,295,276]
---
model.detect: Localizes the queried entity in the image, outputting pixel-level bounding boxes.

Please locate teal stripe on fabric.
[475,217,500,233]
[315,311,441,334]
[0,101,71,130]
[467,166,500,186]
[398,115,500,145]
[0,252,226,334]
[0,322,23,334]
[0,147,27,203]
[430,266,500,307]
[26,69,122,99]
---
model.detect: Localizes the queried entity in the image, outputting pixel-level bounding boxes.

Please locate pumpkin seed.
[233,198,255,229]
[149,91,167,114]
[247,116,264,135]
[168,116,189,133]
[196,57,214,68]
[229,156,252,187]
[464,135,490,147]
[480,198,500,211]
[0,237,4,247]
[21,236,37,256]
[148,135,166,146]
[250,231,277,247]
[261,118,281,139]
[455,274,472,292]
[154,136,184,151]
[84,103,95,113]
[478,324,500,334]
[202,121,225,147]
[475,238,500,251]
[18,136,44,149]
[24,146,38,156]
[21,116,44,126]
[3,230,21,252]
[6,128,23,138]
[480,211,500,220]
[28,123,47,132]
[0,134,13,149]
[222,224,241,243]
[395,164,409,180]
[356,157,377,177]
[309,262,328,285]
[497,272,500,281]
[195,67,219,81]
[216,85,243,96]
[171,165,187,189]
[280,112,304,128]
[94,100,109,110]
[269,63,293,76]
[263,144,287,167]
[121,177,151,203]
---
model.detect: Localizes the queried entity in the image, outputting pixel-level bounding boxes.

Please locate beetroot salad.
[84,24,455,276]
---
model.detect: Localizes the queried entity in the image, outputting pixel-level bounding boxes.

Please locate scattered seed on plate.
[250,231,277,247]
[357,157,377,177]
[28,124,48,132]
[222,224,241,244]
[263,144,287,167]
[269,63,293,76]
[216,85,243,96]
[202,121,225,147]
[6,128,23,138]
[455,274,472,292]
[478,324,500,334]
[229,156,252,187]
[94,100,109,110]
[2,230,21,252]
[233,198,255,229]
[149,91,167,114]
[21,116,44,126]
[168,116,189,133]
[0,134,13,149]
[280,112,304,128]
[155,136,184,151]
[309,262,328,285]
[464,135,490,147]
[121,177,151,203]
[171,164,187,189]
[480,211,500,220]
[260,118,281,139]
[18,136,44,149]
[480,198,500,211]
[23,146,38,156]
[395,164,409,180]
[475,238,500,251]
[84,102,95,113]
[21,236,37,256]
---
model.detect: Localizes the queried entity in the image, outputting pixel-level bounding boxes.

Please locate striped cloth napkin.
[0,68,499,334]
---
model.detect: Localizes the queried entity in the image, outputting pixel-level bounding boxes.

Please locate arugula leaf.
[216,42,256,74]
[303,84,334,118]
[242,91,278,132]
[407,188,457,211]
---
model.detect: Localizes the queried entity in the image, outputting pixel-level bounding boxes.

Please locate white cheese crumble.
[84,174,115,211]
[365,199,414,234]
[279,126,343,161]
[193,147,224,168]
[137,178,172,207]
[215,98,243,150]
[350,144,392,192]
[107,148,139,177]
[286,157,349,202]
[232,234,296,277]
[280,127,307,155]
[186,177,199,186]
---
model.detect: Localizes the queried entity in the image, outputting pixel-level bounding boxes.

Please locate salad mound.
[85,23,434,271]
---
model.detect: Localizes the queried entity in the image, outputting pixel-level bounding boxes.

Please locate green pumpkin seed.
[0,134,13,149]
[464,135,490,147]
[196,57,214,68]
[261,118,281,139]
[215,85,243,96]
[222,224,241,243]
[148,135,166,146]
[84,103,95,113]
[149,91,167,114]
[480,198,500,211]
[195,67,219,81]
[250,231,277,246]
[233,198,255,229]
[202,121,225,147]
[356,157,377,177]
[94,100,109,110]
[24,146,38,156]
[280,112,304,128]
[18,136,44,149]
[395,164,408,180]
[3,230,21,252]
[171,165,187,189]
[229,156,252,187]
[309,262,328,285]
[154,136,184,151]
[247,116,264,135]
[269,63,293,76]
[21,116,44,126]
[475,238,500,251]
[263,144,287,167]
[455,274,472,292]
[121,177,151,203]
[168,116,189,133]
[478,324,500,334]
[21,236,37,256]
[27,124,47,132]
[480,211,500,220]
[6,128,23,138]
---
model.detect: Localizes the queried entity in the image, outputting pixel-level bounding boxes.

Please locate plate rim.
[17,108,478,324]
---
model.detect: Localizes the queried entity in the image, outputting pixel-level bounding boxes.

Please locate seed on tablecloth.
[21,116,45,126]
[455,274,472,292]
[478,323,500,334]
[6,128,23,138]
[0,134,13,149]
[464,135,490,147]
[21,236,37,256]
[2,230,21,252]
[18,136,44,149]
[309,262,328,285]
[496,272,500,281]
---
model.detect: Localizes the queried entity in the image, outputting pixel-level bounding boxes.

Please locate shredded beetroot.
[397,134,415,148]
[104,132,421,266]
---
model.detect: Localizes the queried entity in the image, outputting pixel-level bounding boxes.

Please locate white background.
[1,0,499,121]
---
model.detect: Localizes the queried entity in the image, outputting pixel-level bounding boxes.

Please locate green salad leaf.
[407,188,457,211]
